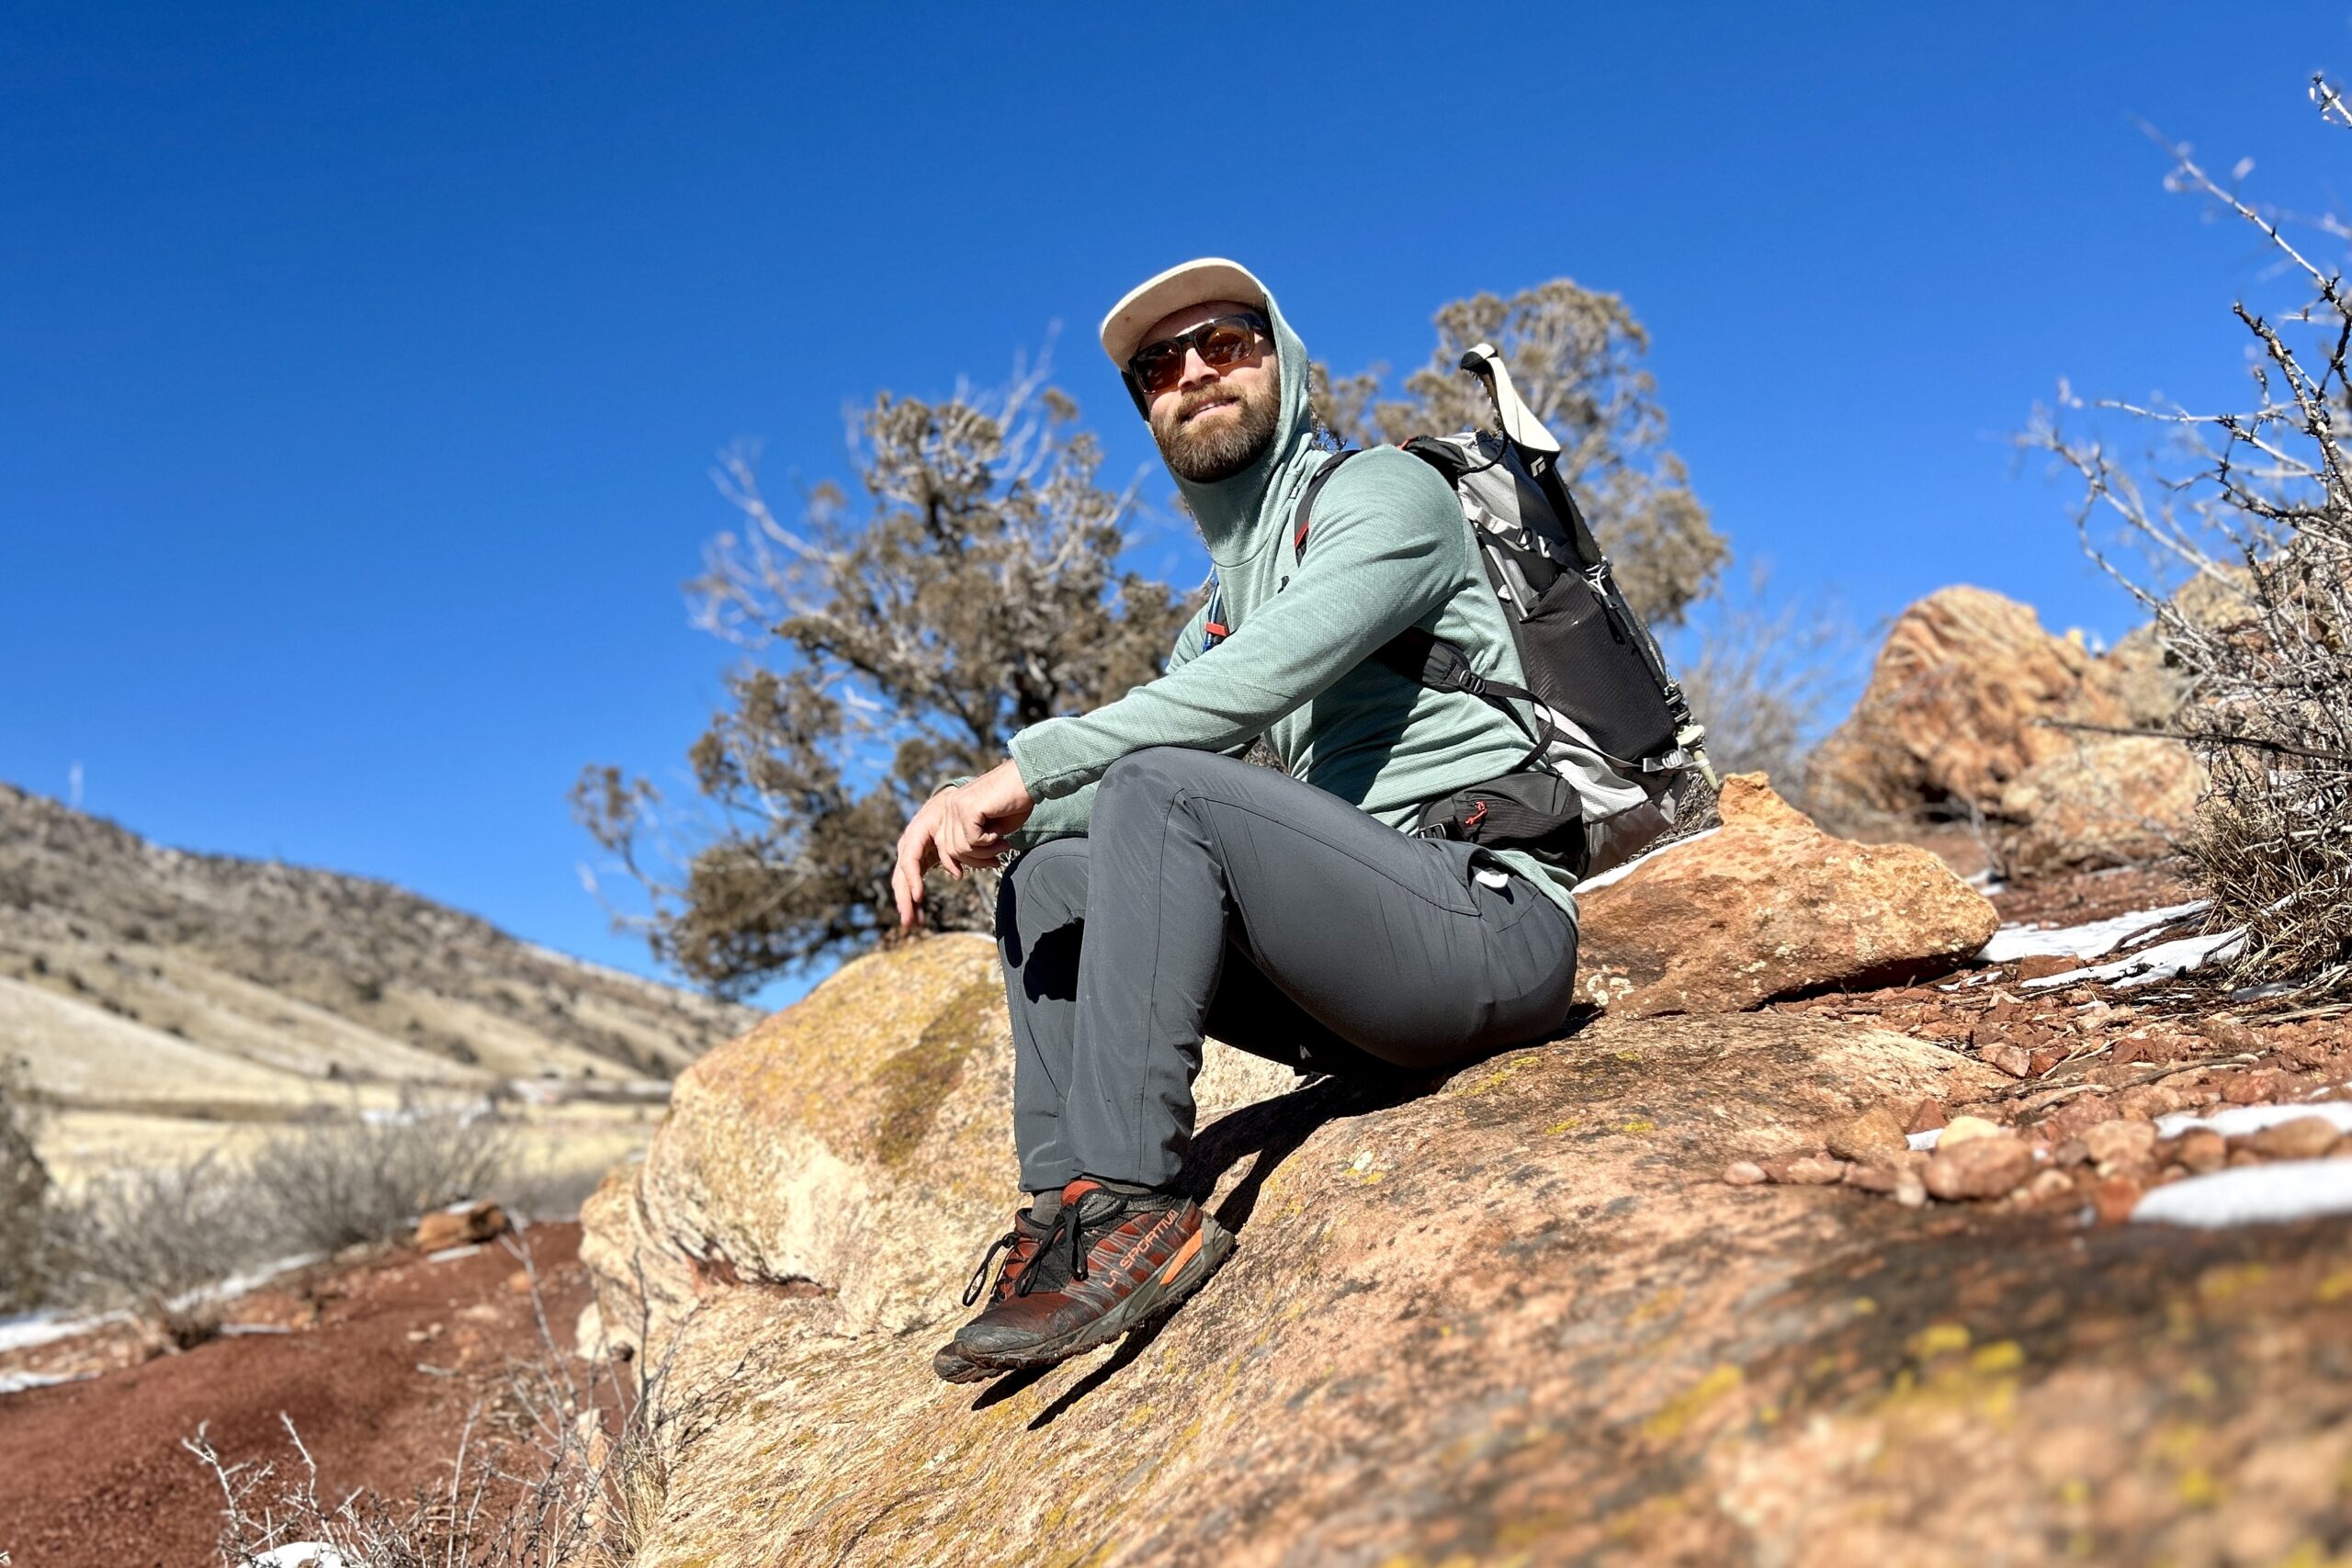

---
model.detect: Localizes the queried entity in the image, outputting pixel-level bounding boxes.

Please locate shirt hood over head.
[1159,288,1322,569]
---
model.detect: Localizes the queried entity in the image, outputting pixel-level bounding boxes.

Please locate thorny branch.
[2028,74,2352,999]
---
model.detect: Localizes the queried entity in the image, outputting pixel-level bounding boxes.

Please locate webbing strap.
[1290,448,1360,561]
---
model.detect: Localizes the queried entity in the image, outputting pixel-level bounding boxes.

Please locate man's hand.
[938,759,1034,870]
[890,761,1035,930]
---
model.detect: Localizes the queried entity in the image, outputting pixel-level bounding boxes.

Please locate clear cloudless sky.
[6,3,2350,1005]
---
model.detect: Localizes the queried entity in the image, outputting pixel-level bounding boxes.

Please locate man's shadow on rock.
[999,1010,1602,1427]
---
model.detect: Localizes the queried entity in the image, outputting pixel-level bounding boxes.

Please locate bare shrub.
[45,1104,514,1341]
[2033,76,2352,997]
[183,1241,692,1567]
[47,1150,267,1348]
[1666,566,1857,809]
[245,1101,515,1255]
[0,1055,51,1310]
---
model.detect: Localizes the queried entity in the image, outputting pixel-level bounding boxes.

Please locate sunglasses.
[1126,312,1271,399]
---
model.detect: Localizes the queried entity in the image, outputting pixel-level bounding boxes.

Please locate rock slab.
[1574,774,1999,1016]
[580,944,2352,1568]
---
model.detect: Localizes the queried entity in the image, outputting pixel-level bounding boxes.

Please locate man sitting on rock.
[893,259,1582,1382]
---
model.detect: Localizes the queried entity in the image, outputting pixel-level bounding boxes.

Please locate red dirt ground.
[0,1222,594,1568]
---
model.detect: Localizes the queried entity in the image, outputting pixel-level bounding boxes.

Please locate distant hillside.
[0,783,755,1116]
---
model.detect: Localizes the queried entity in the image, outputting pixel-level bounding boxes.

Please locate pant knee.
[1094,746,1233,826]
[997,838,1090,945]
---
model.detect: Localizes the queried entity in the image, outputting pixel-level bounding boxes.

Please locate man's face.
[1139,300,1281,484]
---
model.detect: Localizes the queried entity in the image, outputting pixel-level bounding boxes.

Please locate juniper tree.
[575,364,1190,995]
[1313,278,1725,626]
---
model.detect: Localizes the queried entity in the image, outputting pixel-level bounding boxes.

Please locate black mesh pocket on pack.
[1518,570,1679,765]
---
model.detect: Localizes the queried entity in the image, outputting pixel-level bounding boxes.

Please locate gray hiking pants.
[995,746,1580,1191]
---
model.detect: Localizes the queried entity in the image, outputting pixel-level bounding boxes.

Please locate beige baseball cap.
[1098,257,1272,369]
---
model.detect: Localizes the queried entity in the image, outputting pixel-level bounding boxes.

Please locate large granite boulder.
[1805,585,2128,821]
[1803,585,2202,871]
[1575,773,1999,1016]
[581,942,2352,1567]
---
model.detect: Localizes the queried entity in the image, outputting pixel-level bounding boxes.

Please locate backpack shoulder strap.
[1290,448,1360,563]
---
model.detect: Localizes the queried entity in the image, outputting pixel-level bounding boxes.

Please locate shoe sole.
[932,1343,1001,1384]
[967,1219,1236,1372]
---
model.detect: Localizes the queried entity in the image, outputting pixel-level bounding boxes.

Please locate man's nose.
[1174,346,1222,393]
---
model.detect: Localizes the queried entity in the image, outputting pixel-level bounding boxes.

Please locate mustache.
[1170,386,1241,423]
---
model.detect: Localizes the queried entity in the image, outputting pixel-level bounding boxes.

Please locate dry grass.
[181,1240,689,1568]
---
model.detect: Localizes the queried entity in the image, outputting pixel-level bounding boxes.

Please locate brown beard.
[1150,371,1281,483]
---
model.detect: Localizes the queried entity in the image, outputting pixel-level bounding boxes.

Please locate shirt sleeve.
[1006,452,1464,801]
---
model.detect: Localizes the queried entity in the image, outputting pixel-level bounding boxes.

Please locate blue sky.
[4,3,2347,1004]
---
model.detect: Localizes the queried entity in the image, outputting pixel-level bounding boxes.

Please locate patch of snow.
[1907,1130,1942,1151]
[1978,901,2208,964]
[2132,1160,2352,1228]
[1574,829,1720,895]
[186,1252,326,1310]
[0,1369,93,1397]
[2155,1100,2352,1140]
[2019,928,2247,992]
[424,1244,483,1264]
[251,1545,351,1568]
[0,1309,126,1356]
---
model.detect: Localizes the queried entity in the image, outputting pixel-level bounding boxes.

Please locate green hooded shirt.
[1002,286,1577,919]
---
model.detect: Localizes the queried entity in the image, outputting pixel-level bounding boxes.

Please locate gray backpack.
[1294,345,1715,882]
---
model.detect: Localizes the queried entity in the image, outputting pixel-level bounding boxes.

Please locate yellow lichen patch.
[1908,1321,1972,1360]
[2315,1267,2352,1304]
[1642,1362,1745,1443]
[1629,1286,1685,1327]
[1969,1339,2025,1374]
[2176,1464,2225,1508]
[1452,1060,1528,1098]
[1544,1117,1581,1135]
[1849,1296,1878,1315]
[2177,1367,2218,1401]
[1617,1118,1657,1134]
[2197,1261,2271,1305]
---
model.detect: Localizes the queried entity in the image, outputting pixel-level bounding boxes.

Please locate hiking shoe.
[932,1204,1055,1383]
[946,1179,1234,1372]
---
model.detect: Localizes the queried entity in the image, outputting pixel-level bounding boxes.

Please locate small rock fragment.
[1844,1163,1900,1193]
[415,1200,508,1253]
[1905,1098,1949,1135]
[2027,1168,2076,1202]
[1724,1160,1768,1186]
[2083,1119,2158,1169]
[2092,1177,2143,1224]
[2222,1072,2281,1106]
[1939,1115,2004,1148]
[1894,1170,1928,1208]
[2052,1138,2090,1169]
[1783,1155,1849,1186]
[2236,1115,2344,1160]
[2176,1128,2227,1173]
[1826,1106,1908,1164]
[1980,1043,2035,1078]
[1925,1134,2033,1201]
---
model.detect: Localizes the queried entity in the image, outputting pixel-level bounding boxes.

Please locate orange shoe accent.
[1156,1229,1204,1284]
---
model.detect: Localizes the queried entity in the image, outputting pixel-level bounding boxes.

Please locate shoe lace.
[961,1224,1025,1308]
[1016,1201,1102,1297]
